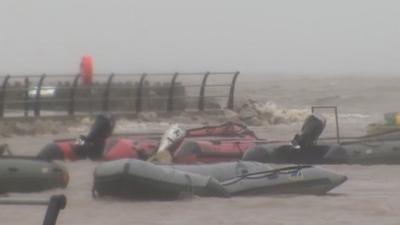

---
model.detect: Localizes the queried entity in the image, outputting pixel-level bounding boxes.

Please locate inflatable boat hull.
[93,159,347,199]
[40,122,259,162]
[243,140,400,164]
[0,157,69,193]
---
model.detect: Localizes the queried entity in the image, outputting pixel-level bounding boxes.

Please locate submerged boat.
[0,157,69,193]
[243,114,400,164]
[93,159,347,199]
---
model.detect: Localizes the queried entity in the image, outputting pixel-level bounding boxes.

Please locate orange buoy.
[80,55,94,85]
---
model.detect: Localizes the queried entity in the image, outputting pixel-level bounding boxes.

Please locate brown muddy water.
[2,75,400,224]
[0,122,399,225]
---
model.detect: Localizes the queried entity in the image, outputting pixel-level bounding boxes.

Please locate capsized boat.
[93,159,347,199]
[0,156,69,193]
[243,114,400,164]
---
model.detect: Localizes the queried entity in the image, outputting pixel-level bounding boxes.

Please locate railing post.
[42,195,67,225]
[334,106,340,144]
[24,77,29,117]
[103,73,115,112]
[68,74,81,116]
[0,194,67,225]
[198,71,210,111]
[136,73,147,113]
[34,74,46,117]
[311,105,340,144]
[227,71,240,110]
[167,73,179,112]
[0,75,11,118]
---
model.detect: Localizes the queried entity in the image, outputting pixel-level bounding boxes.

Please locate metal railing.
[0,194,66,225]
[0,71,240,118]
[311,105,340,144]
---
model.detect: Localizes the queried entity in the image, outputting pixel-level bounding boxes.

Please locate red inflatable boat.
[172,137,256,164]
[37,115,261,164]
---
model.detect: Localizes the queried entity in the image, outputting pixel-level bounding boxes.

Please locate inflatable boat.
[37,114,259,163]
[243,140,400,164]
[243,114,400,164]
[172,138,255,164]
[0,157,69,193]
[366,111,400,135]
[93,159,347,199]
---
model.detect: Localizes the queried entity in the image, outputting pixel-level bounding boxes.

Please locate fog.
[0,0,399,76]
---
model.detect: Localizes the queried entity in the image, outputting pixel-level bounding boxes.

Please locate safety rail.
[311,105,340,144]
[0,194,66,225]
[0,71,239,118]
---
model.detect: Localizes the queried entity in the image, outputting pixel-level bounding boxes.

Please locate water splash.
[234,99,309,126]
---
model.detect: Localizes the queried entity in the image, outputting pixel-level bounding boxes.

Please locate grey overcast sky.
[0,0,399,75]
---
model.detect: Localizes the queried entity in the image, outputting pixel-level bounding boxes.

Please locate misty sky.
[1,0,399,76]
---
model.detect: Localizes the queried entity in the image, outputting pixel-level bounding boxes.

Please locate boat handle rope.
[222,165,312,186]
[357,140,382,148]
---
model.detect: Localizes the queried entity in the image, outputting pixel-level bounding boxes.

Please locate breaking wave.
[231,99,310,126]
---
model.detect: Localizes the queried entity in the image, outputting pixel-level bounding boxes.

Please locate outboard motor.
[86,113,115,143]
[37,113,115,161]
[291,113,326,149]
[159,124,186,152]
[78,113,116,159]
[149,124,186,163]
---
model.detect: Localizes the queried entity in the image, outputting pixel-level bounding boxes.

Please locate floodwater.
[1,76,400,225]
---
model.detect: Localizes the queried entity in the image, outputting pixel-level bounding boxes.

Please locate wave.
[231,99,309,126]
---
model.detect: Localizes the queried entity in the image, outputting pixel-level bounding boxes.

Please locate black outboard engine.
[291,113,326,149]
[242,113,327,163]
[86,113,115,144]
[37,113,115,161]
[77,113,115,160]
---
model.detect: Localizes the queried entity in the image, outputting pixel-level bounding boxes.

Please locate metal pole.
[227,71,239,110]
[68,74,81,116]
[136,73,147,113]
[0,75,10,118]
[167,73,179,112]
[103,73,115,111]
[334,107,340,144]
[198,71,210,111]
[0,194,67,225]
[311,105,340,144]
[34,74,46,117]
[42,195,67,225]
[24,77,29,117]
[0,198,49,205]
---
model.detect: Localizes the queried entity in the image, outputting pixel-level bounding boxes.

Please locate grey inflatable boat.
[243,140,400,165]
[0,157,69,193]
[93,159,347,199]
[243,114,400,164]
